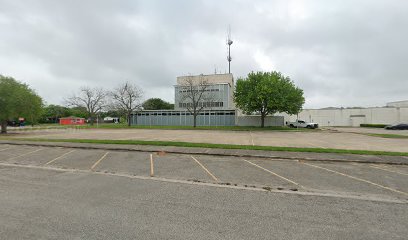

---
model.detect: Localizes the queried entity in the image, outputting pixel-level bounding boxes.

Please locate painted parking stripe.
[6,148,44,161]
[369,165,408,176]
[91,152,110,170]
[0,147,12,152]
[45,150,76,165]
[0,161,405,204]
[191,156,219,182]
[243,160,302,187]
[302,162,408,196]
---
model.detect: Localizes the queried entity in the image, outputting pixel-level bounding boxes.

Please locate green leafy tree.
[69,106,88,119]
[41,105,73,123]
[234,71,305,128]
[142,98,174,110]
[23,94,44,126]
[0,75,44,133]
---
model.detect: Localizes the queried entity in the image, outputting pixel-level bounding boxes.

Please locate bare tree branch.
[178,75,218,127]
[110,82,143,126]
[65,86,107,125]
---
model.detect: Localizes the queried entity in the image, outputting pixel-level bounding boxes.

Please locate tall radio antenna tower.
[227,26,233,74]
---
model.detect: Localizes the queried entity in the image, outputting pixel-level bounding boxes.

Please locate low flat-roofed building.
[386,100,408,108]
[131,109,236,126]
[282,100,408,127]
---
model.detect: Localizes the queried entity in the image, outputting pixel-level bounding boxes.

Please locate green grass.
[4,137,408,156]
[366,133,408,139]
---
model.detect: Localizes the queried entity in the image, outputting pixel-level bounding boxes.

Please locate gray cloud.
[0,0,407,108]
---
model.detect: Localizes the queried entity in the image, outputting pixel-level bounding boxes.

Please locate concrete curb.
[0,140,407,165]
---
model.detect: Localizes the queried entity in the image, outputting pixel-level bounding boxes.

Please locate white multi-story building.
[174,73,235,110]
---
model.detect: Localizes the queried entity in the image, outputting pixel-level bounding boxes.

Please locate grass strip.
[4,138,408,157]
[366,133,408,139]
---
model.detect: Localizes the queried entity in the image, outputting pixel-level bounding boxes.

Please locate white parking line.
[0,147,12,152]
[91,152,110,170]
[45,150,76,165]
[243,160,302,187]
[369,165,408,176]
[191,156,219,182]
[6,148,44,161]
[302,162,408,196]
[0,162,406,204]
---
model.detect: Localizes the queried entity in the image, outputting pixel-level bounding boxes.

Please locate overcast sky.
[1,0,407,108]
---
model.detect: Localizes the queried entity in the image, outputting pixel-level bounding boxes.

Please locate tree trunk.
[193,114,197,128]
[1,120,7,134]
[127,113,131,127]
[260,113,265,128]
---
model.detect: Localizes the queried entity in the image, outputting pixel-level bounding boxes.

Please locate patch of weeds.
[219,182,231,186]
[262,186,272,191]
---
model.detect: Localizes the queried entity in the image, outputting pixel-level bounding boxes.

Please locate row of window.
[178,88,220,93]
[179,102,224,108]
[135,112,235,116]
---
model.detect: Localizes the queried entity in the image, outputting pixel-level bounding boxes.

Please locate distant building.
[131,73,284,127]
[386,100,408,108]
[59,117,85,125]
[282,100,408,127]
[132,73,408,127]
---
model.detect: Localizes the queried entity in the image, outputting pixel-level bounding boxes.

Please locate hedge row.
[360,124,388,128]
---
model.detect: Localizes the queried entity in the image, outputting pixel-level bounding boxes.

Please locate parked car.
[384,123,408,130]
[7,120,19,127]
[286,120,319,129]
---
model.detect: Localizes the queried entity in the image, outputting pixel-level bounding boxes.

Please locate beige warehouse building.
[282,100,408,127]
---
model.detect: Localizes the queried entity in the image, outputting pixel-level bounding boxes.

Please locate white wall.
[387,100,408,108]
[281,107,408,126]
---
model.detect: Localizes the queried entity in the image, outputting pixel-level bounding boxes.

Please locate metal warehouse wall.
[132,110,235,126]
[281,107,408,126]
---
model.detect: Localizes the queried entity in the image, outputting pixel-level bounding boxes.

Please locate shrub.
[360,124,388,128]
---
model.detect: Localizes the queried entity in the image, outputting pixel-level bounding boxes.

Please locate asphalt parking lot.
[1,143,408,239]
[1,144,407,202]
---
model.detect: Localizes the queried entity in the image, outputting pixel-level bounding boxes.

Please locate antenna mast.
[227,26,233,74]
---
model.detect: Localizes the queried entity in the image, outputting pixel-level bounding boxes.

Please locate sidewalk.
[0,140,407,165]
